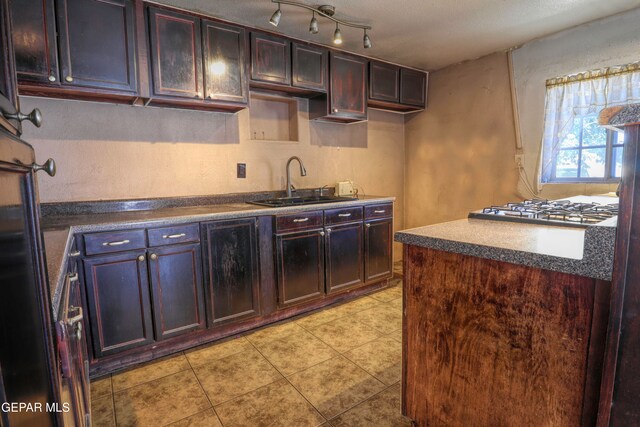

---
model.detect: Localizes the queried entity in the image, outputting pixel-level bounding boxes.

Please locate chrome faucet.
[285,156,307,198]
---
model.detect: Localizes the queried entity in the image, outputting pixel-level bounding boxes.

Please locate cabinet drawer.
[324,207,363,225]
[364,203,393,219]
[275,211,323,232]
[147,224,199,247]
[83,229,146,255]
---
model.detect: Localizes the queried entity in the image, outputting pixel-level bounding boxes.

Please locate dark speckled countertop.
[43,195,395,320]
[395,215,616,281]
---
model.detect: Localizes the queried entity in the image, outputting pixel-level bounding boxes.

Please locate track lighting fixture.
[269,3,282,27]
[309,12,319,34]
[363,30,372,49]
[333,24,342,45]
[268,0,372,48]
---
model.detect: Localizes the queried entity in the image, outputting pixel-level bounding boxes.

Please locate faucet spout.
[286,156,307,198]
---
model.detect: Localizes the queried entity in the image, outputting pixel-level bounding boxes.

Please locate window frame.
[548,117,623,184]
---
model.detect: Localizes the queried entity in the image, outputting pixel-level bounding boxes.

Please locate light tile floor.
[91,263,408,427]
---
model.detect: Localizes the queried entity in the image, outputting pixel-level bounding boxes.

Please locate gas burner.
[471,199,618,228]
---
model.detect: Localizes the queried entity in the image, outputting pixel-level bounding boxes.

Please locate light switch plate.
[237,163,246,178]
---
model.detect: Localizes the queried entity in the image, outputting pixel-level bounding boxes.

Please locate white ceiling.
[153,0,640,70]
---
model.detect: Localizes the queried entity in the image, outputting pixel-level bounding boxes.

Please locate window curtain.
[540,62,640,183]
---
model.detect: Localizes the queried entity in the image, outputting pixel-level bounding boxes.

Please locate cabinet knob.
[32,158,56,177]
[319,231,325,236]
[326,228,332,234]
[65,76,73,83]
[332,108,339,113]
[138,255,145,262]
[48,75,56,82]
[3,108,42,127]
[365,223,371,228]
[150,253,158,260]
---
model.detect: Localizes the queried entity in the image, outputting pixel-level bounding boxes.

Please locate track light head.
[363,31,372,48]
[269,4,282,26]
[309,12,319,34]
[333,24,342,45]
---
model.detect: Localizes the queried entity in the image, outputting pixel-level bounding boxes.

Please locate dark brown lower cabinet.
[364,218,393,282]
[325,222,364,294]
[148,243,206,340]
[276,229,325,308]
[57,268,90,426]
[201,218,260,326]
[83,250,154,357]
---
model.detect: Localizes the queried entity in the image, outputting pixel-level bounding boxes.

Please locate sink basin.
[247,195,358,207]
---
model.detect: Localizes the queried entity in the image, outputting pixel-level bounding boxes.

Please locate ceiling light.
[333,24,342,45]
[267,1,372,47]
[363,30,372,49]
[309,12,319,34]
[269,4,282,26]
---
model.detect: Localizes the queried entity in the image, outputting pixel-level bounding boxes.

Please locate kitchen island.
[395,212,615,426]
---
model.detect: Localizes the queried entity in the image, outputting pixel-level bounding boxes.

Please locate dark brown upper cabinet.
[368,61,428,112]
[0,0,20,134]
[10,0,58,84]
[292,42,327,92]
[309,52,367,123]
[56,0,137,92]
[250,32,290,85]
[202,20,248,105]
[148,7,203,100]
[400,68,427,108]
[369,61,399,103]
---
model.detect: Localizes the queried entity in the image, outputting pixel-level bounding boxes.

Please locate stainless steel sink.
[247,195,358,207]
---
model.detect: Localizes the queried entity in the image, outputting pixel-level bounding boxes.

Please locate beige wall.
[511,7,640,199]
[21,95,405,259]
[404,52,519,229]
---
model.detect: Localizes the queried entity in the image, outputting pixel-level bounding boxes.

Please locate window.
[540,61,640,184]
[552,114,625,182]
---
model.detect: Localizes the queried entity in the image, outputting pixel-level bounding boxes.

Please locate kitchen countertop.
[43,195,395,320]
[394,216,616,281]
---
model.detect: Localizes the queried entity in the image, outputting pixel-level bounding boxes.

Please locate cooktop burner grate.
[471,199,618,227]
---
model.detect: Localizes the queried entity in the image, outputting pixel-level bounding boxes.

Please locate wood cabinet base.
[89,277,390,377]
[403,245,610,427]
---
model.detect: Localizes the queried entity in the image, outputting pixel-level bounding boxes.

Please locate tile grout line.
[182,350,225,427]
[109,353,192,395]
[326,379,403,424]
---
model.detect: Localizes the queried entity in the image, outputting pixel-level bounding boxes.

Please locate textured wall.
[511,7,640,199]
[404,52,519,229]
[21,96,405,259]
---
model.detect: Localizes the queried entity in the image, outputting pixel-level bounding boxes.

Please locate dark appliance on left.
[0,0,89,425]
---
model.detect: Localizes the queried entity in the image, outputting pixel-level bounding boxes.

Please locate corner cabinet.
[368,60,428,112]
[309,52,367,123]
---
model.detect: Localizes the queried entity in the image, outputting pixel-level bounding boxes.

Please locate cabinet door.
[400,68,427,107]
[292,42,327,92]
[56,0,137,92]
[0,0,20,134]
[325,222,364,294]
[202,218,260,326]
[67,274,90,426]
[276,229,325,308]
[148,7,203,99]
[202,20,248,104]
[148,243,205,340]
[83,251,154,357]
[330,52,367,120]
[364,219,393,282]
[250,32,290,85]
[369,61,399,103]
[10,0,59,84]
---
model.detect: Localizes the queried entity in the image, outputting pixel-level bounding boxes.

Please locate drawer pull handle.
[293,218,309,223]
[69,250,81,257]
[374,210,386,214]
[68,273,78,282]
[338,213,352,217]
[102,239,130,246]
[162,233,186,239]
